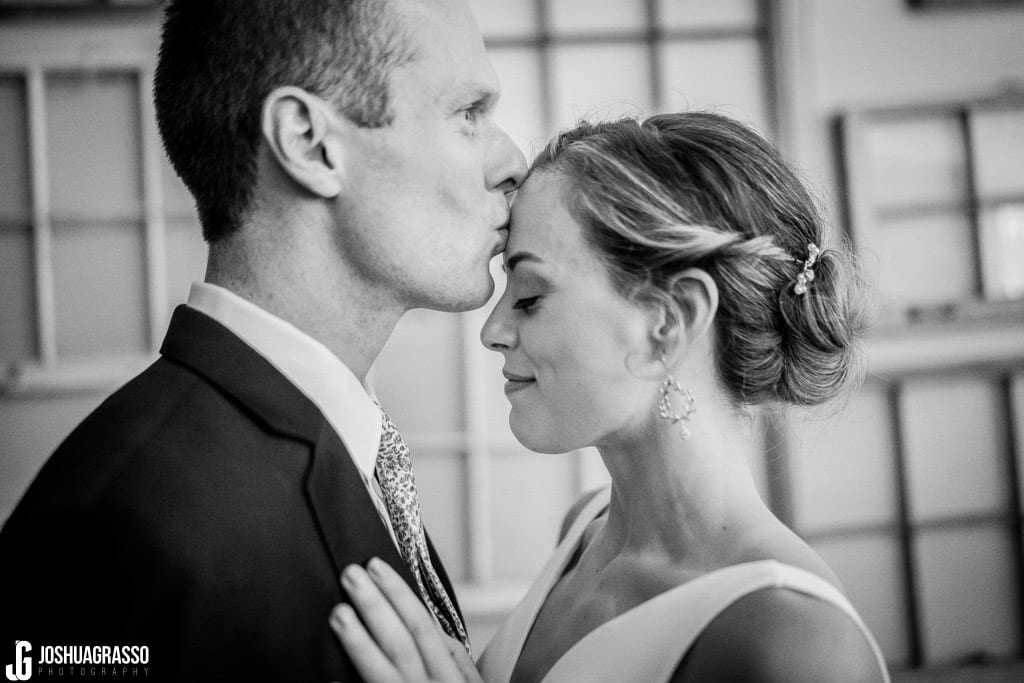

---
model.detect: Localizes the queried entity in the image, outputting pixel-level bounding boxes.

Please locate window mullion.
[27,64,56,367]
[462,309,493,583]
[139,66,167,351]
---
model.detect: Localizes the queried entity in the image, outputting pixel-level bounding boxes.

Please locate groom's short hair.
[154,0,416,243]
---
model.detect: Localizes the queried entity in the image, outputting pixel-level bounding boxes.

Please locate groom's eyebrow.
[446,81,499,111]
[505,252,542,272]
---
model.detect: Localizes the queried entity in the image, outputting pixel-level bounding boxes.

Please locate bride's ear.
[673,267,718,340]
[652,268,719,363]
[626,269,718,379]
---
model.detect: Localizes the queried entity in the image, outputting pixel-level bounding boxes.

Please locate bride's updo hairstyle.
[530,112,864,407]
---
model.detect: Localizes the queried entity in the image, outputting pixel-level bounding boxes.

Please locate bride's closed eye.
[513,296,541,313]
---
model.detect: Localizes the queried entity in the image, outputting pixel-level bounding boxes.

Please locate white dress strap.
[541,559,890,683]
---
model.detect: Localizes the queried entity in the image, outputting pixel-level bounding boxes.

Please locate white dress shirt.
[186,282,398,545]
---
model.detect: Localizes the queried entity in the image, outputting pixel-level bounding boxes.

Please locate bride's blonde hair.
[530,112,865,407]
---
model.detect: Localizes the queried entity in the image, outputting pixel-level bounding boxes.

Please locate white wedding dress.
[478,488,890,683]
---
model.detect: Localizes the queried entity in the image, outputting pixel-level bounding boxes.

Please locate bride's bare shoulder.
[671,585,885,683]
[667,514,882,682]
[734,516,844,588]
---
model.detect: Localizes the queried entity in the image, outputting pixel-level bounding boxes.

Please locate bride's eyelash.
[512,296,540,312]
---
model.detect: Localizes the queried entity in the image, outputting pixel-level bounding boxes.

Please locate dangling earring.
[657,356,696,440]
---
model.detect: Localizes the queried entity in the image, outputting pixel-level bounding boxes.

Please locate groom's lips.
[491,231,508,258]
[502,369,535,395]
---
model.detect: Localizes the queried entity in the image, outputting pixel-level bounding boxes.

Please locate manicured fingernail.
[332,603,355,629]
[341,565,363,589]
[367,557,385,578]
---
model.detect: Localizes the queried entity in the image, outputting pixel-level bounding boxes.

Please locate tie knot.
[376,402,393,431]
[376,406,407,462]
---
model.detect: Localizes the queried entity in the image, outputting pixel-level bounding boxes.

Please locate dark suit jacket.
[0,305,462,681]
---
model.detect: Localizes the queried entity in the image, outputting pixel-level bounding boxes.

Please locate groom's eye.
[512,296,540,312]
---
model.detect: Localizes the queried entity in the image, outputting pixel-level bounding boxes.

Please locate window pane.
[46,71,143,221]
[0,228,36,361]
[657,39,769,134]
[902,375,1011,521]
[972,108,1024,199]
[0,76,34,361]
[161,151,204,322]
[488,48,547,157]
[0,75,30,222]
[979,202,1024,300]
[866,116,966,212]
[874,212,976,307]
[471,0,537,39]
[814,534,910,669]
[0,393,107,524]
[970,108,1024,299]
[413,450,468,582]
[790,384,898,532]
[550,44,651,130]
[548,0,645,34]
[52,222,148,356]
[656,0,760,31]
[915,526,1021,664]
[164,219,206,316]
[372,309,463,434]
[490,447,575,580]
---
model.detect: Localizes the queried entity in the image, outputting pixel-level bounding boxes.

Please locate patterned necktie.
[375,407,471,654]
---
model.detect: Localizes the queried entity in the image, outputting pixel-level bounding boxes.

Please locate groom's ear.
[260,86,345,199]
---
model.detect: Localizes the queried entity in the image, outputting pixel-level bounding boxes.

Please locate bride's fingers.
[364,558,467,681]
[330,603,402,683]
[442,635,485,683]
[340,564,431,681]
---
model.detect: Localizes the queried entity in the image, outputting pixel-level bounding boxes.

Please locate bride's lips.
[502,369,535,395]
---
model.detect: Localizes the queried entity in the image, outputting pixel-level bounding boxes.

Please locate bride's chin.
[510,419,574,455]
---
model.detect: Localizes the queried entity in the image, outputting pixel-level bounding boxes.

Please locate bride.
[330,112,889,682]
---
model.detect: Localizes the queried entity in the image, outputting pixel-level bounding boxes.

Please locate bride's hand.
[331,558,483,683]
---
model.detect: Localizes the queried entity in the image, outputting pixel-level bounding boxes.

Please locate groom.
[0,0,525,680]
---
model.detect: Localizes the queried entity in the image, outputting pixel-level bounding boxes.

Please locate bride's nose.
[481,295,517,352]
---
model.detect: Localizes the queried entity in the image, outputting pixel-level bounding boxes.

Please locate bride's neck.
[590,382,767,569]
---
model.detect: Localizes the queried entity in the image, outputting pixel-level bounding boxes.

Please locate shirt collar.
[186,282,382,481]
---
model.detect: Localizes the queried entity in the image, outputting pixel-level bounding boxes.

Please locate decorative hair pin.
[794,243,820,296]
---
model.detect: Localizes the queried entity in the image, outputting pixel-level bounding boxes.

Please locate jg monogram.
[5,640,31,682]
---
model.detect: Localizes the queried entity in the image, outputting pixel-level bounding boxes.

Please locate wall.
[778,1,1024,675]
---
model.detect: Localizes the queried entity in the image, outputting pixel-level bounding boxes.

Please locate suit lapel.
[305,420,420,592]
[160,305,321,441]
[424,529,464,621]
[161,305,429,601]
